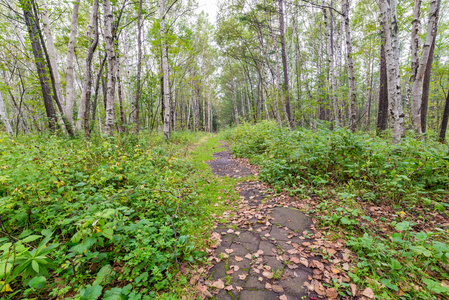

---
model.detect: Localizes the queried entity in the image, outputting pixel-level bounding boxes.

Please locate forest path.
[204,142,321,300]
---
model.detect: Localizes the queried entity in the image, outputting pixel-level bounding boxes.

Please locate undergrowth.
[0,131,229,299]
[224,121,449,299]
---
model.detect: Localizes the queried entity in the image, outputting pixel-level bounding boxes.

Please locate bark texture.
[342,0,357,132]
[103,0,116,135]
[411,0,440,133]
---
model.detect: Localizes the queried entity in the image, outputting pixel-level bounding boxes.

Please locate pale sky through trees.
[197,0,219,22]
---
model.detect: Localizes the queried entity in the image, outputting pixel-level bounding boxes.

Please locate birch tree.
[76,0,99,136]
[103,0,116,135]
[64,0,80,124]
[410,0,440,133]
[379,0,401,143]
[0,92,13,136]
[159,0,170,139]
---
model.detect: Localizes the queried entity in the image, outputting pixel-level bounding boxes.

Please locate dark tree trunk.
[377,43,388,132]
[439,90,449,143]
[22,0,57,132]
[278,0,292,129]
[421,34,437,133]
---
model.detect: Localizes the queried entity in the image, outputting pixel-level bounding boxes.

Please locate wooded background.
[0,0,448,143]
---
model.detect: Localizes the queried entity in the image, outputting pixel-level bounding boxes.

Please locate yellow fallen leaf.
[0,281,13,293]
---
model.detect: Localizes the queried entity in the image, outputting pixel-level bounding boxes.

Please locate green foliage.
[225,122,449,299]
[225,121,449,204]
[0,131,216,299]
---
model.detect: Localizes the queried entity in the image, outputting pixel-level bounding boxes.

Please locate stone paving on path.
[205,143,321,300]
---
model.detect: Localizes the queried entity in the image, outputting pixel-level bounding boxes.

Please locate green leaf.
[103,287,125,300]
[395,221,411,231]
[340,217,352,225]
[31,260,40,273]
[22,235,42,243]
[93,265,112,286]
[102,228,114,240]
[434,202,445,212]
[410,246,432,257]
[0,262,12,279]
[390,258,401,270]
[28,276,46,289]
[423,278,449,294]
[81,284,103,300]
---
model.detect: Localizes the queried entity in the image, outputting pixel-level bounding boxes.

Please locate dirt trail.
[205,142,322,300]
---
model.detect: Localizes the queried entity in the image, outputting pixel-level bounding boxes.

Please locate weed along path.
[202,142,327,300]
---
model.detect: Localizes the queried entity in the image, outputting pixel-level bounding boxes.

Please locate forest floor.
[193,141,371,300]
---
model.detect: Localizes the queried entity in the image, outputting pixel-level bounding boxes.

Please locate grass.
[0,131,239,299]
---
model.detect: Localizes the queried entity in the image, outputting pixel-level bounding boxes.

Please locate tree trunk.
[411,0,422,82]
[379,0,401,143]
[117,59,125,132]
[0,92,13,136]
[134,0,142,134]
[411,0,440,133]
[103,0,116,135]
[278,0,292,129]
[439,89,449,142]
[421,25,438,133]
[342,0,357,132]
[377,43,388,132]
[77,0,99,136]
[64,0,80,124]
[231,78,239,126]
[159,0,170,139]
[40,1,65,118]
[22,0,57,132]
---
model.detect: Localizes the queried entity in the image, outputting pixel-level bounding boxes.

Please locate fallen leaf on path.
[349,284,357,296]
[265,283,272,289]
[235,256,243,262]
[211,279,225,289]
[290,256,300,264]
[279,295,288,300]
[238,274,247,280]
[326,288,338,299]
[224,285,234,291]
[262,271,274,279]
[225,248,234,254]
[362,287,375,299]
[195,284,213,298]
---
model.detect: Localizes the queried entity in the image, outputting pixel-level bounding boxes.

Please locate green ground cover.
[224,121,449,300]
[0,132,236,300]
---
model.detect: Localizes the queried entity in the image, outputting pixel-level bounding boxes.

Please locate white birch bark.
[0,92,13,136]
[411,0,422,82]
[159,0,170,139]
[76,0,99,133]
[40,1,64,113]
[379,0,401,143]
[65,0,80,124]
[103,0,116,135]
[342,0,357,132]
[411,0,439,133]
[323,5,338,126]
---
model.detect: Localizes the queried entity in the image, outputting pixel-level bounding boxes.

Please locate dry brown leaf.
[224,285,234,291]
[245,253,253,259]
[211,279,225,289]
[238,274,247,280]
[235,256,244,262]
[262,271,274,279]
[224,248,234,254]
[362,287,375,299]
[326,288,338,299]
[195,284,213,298]
[287,263,299,269]
[265,283,272,289]
[349,284,357,296]
[279,295,288,300]
[290,256,300,264]
[272,285,284,293]
[236,286,243,292]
